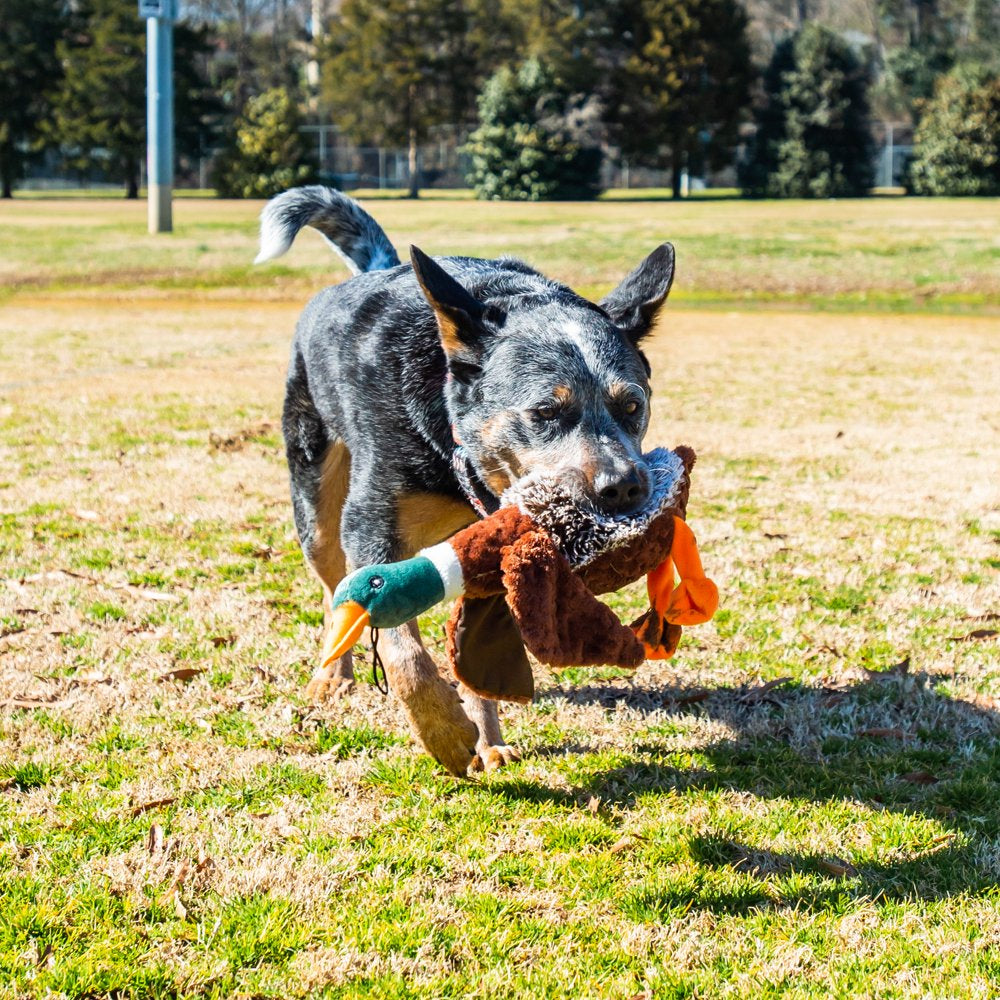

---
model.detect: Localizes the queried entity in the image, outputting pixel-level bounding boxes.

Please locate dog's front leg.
[378,620,479,776]
[459,689,521,772]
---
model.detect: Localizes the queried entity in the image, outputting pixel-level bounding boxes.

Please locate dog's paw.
[305,672,354,703]
[470,744,522,773]
[403,675,478,777]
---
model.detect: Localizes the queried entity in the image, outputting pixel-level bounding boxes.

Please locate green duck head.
[322,556,447,664]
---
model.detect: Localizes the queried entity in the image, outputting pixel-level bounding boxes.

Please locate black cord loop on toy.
[370,627,389,696]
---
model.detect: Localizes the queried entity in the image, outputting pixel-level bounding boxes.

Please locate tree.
[321,0,515,197]
[464,58,603,200]
[908,66,1000,195]
[48,0,146,197]
[0,0,66,198]
[47,0,220,197]
[739,24,874,197]
[212,86,316,197]
[602,0,755,199]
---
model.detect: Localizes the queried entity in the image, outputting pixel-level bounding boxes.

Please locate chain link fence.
[16,121,913,193]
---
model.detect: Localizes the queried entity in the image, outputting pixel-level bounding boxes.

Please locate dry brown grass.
[1,261,999,995]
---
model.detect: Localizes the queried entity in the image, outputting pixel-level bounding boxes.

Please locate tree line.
[1,0,998,199]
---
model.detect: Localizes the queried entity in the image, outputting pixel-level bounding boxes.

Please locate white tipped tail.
[255,185,401,274]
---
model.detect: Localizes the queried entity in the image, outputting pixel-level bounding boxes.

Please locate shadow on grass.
[487,672,1000,906]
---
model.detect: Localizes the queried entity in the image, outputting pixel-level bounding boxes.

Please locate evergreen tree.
[908,66,1000,195]
[602,0,755,199]
[211,86,316,197]
[0,0,67,198]
[321,0,516,197]
[464,58,603,200]
[739,24,874,197]
[48,0,146,197]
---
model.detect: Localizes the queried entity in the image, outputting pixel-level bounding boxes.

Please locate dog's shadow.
[485,669,1000,907]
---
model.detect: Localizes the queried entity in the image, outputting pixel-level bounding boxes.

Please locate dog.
[256,186,675,775]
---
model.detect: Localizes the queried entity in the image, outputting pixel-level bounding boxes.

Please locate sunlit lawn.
[0,197,998,997]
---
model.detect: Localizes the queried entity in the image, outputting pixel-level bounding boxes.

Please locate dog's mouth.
[499,448,686,568]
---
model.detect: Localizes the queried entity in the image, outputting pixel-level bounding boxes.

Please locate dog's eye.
[534,405,558,421]
[623,400,640,416]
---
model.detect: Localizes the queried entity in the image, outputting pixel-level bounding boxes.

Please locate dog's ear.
[599,243,675,344]
[410,246,494,370]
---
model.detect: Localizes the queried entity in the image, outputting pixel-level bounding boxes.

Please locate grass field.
[1,197,999,998]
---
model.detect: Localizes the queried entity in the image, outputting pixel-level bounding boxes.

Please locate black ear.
[599,243,675,343]
[410,245,493,365]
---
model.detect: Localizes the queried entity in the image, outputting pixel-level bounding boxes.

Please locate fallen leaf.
[210,634,236,647]
[71,509,100,523]
[174,894,188,920]
[209,431,242,452]
[818,856,858,877]
[132,797,178,817]
[665,688,710,705]
[157,668,205,683]
[125,587,180,603]
[70,669,111,686]
[763,532,787,540]
[949,629,998,642]
[740,676,793,703]
[3,692,66,708]
[965,612,1000,623]
[164,859,190,899]
[147,824,165,854]
[253,664,277,683]
[608,834,645,855]
[856,727,912,739]
[864,657,909,678]
[901,771,938,785]
[35,943,54,969]
[587,795,601,813]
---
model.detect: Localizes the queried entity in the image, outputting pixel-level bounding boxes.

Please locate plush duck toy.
[323,446,718,703]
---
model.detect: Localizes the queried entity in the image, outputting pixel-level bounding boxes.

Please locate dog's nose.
[594,466,648,514]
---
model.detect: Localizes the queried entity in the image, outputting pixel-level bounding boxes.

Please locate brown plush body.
[442,446,699,703]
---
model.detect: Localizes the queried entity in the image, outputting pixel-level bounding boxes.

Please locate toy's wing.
[446,594,534,704]
[502,529,645,669]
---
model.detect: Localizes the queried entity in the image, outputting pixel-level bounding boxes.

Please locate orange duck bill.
[320,601,370,669]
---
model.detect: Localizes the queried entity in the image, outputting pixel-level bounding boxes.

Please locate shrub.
[908,66,1000,195]
[464,59,602,201]
[740,24,874,198]
[212,88,316,199]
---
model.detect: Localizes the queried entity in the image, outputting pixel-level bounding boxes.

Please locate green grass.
[1,194,999,312]
[0,199,998,996]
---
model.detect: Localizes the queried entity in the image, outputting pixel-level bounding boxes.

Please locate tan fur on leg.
[305,443,356,702]
[380,620,478,776]
[459,684,521,772]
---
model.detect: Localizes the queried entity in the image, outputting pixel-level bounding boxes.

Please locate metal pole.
[146,8,174,233]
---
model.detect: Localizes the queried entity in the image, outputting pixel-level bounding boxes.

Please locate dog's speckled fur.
[259,185,676,774]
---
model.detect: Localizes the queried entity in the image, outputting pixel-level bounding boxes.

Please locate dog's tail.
[254,185,401,275]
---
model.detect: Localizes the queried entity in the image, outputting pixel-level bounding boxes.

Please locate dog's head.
[411,244,675,515]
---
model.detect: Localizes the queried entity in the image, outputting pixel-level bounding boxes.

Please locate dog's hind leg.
[460,690,522,772]
[283,372,356,701]
[304,441,356,701]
